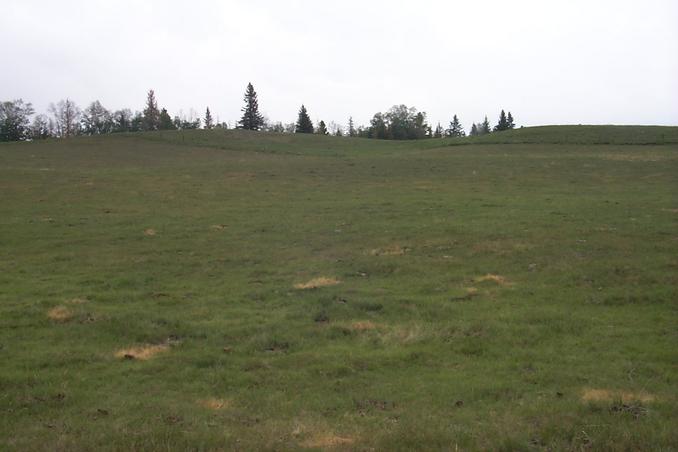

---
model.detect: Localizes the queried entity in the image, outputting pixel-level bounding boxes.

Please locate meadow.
[0,126,677,450]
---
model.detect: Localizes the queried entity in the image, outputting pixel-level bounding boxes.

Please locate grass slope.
[1,127,677,450]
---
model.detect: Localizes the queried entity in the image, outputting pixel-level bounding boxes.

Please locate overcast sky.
[2,0,677,129]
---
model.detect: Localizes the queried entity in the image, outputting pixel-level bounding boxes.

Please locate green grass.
[1,127,677,450]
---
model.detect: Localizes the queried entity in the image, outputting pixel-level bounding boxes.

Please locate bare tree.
[49,99,81,138]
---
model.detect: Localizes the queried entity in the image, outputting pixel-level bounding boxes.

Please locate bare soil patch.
[143,228,157,236]
[351,320,378,331]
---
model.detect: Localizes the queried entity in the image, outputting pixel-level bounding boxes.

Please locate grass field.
[1,126,677,450]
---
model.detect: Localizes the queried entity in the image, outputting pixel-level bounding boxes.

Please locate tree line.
[0,82,516,142]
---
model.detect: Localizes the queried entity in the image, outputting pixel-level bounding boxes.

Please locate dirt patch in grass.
[475,274,511,286]
[114,344,169,360]
[47,306,73,322]
[198,398,230,410]
[143,228,156,236]
[210,224,227,231]
[369,245,407,256]
[301,433,355,449]
[581,388,655,403]
[294,277,341,290]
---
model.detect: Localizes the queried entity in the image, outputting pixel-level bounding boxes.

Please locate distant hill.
[449,125,678,145]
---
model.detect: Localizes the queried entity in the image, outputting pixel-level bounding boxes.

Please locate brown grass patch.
[581,388,655,403]
[198,398,230,410]
[301,433,355,449]
[369,245,407,256]
[351,320,378,331]
[210,224,227,231]
[661,208,678,213]
[143,228,156,236]
[294,277,341,290]
[475,274,511,286]
[114,344,169,360]
[47,306,73,322]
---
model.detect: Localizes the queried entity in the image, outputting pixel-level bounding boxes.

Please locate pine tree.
[317,120,328,135]
[481,116,491,134]
[446,114,464,137]
[238,83,264,130]
[142,90,160,131]
[470,123,479,137]
[204,107,214,130]
[158,108,175,130]
[295,105,314,133]
[434,122,443,138]
[494,110,509,132]
[348,116,356,137]
[507,112,515,129]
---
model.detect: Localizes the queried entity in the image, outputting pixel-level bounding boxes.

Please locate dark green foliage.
[142,90,160,131]
[158,108,176,130]
[0,99,34,141]
[295,105,314,133]
[317,120,328,135]
[238,83,264,131]
[204,107,213,130]
[507,111,515,129]
[446,114,465,137]
[368,105,430,140]
[481,115,491,134]
[494,110,510,132]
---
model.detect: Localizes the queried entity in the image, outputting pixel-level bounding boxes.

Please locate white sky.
[2,0,677,129]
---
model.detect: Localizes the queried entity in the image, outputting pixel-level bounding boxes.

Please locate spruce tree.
[494,110,508,132]
[238,83,264,130]
[348,116,356,137]
[295,105,314,133]
[204,107,214,130]
[470,123,478,137]
[142,90,160,131]
[317,120,328,135]
[446,114,464,137]
[481,116,491,134]
[507,112,515,129]
[158,108,175,130]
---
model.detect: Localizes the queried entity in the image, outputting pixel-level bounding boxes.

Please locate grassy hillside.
[1,128,677,450]
[447,125,678,145]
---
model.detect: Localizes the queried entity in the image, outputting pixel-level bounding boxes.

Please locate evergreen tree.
[446,115,464,137]
[434,122,443,138]
[481,116,491,134]
[494,109,509,132]
[238,83,264,130]
[348,116,356,137]
[507,112,515,129]
[158,108,175,130]
[317,120,328,135]
[143,90,160,131]
[295,105,314,133]
[204,107,214,130]
[469,123,479,137]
